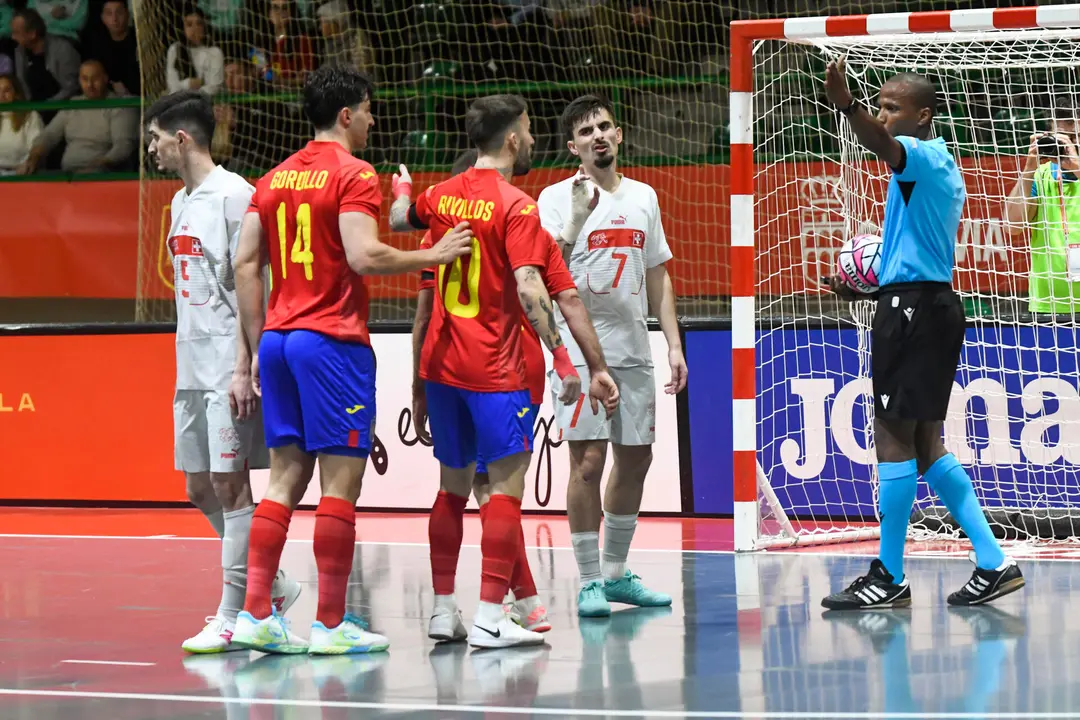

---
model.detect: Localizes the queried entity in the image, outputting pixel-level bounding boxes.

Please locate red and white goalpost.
[730,5,1080,551]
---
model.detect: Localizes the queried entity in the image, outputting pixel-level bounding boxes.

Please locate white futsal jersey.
[537,174,672,368]
[167,166,255,391]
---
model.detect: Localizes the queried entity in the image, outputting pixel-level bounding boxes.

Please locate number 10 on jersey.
[275,202,314,281]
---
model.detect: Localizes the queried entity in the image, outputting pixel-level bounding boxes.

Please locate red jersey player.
[231,65,472,655]
[411,149,566,640]
[390,94,618,648]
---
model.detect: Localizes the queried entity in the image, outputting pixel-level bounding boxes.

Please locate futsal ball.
[837,234,882,294]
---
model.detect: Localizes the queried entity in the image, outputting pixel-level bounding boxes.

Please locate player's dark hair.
[1053,94,1077,122]
[145,89,215,148]
[14,8,47,37]
[302,64,374,131]
[887,72,938,117]
[560,95,617,141]
[465,94,528,154]
[450,148,478,177]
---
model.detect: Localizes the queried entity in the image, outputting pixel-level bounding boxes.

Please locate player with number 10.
[390,94,619,648]
[231,65,473,654]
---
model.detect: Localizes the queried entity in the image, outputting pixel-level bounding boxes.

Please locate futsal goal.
[731,5,1080,551]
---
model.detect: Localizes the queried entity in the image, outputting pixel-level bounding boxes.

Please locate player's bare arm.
[550,286,619,416]
[514,265,583,404]
[235,212,268,391]
[339,212,472,274]
[645,262,687,395]
[410,286,434,445]
[825,57,904,169]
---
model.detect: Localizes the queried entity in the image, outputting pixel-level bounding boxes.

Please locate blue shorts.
[425,381,533,470]
[476,403,540,475]
[259,329,376,458]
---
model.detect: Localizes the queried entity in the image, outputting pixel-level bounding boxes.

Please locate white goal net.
[750,26,1080,549]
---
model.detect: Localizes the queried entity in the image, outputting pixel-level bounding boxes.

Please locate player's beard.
[592,152,615,170]
[512,148,532,177]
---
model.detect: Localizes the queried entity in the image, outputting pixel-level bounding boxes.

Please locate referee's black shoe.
[947,554,1024,606]
[821,559,912,611]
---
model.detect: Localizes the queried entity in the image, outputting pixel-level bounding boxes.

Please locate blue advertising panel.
[687,325,1080,517]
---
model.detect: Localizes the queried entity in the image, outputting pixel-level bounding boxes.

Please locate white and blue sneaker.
[309,613,390,655]
[231,608,309,654]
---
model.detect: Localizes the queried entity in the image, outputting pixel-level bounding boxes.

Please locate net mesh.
[752,26,1080,548]
[131,0,1031,323]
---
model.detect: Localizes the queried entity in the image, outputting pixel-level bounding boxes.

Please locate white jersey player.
[146,90,299,654]
[538,95,688,617]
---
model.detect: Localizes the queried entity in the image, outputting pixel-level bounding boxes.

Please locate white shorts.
[548,365,656,446]
[174,389,270,473]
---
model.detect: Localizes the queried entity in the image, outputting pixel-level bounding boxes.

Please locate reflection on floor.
[0,509,1069,718]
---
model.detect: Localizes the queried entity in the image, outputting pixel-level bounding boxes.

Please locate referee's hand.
[822,274,858,301]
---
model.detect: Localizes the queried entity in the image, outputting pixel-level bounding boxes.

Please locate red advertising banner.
[0,159,1026,300]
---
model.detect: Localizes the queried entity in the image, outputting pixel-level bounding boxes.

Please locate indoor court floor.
[0,509,1076,719]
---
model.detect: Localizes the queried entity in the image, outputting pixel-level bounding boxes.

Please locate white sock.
[602,512,638,580]
[434,593,458,612]
[205,509,225,539]
[218,505,253,622]
[571,531,602,587]
[516,594,542,613]
[475,600,505,626]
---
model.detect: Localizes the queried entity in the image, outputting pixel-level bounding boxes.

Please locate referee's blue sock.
[924,453,1006,571]
[877,459,918,582]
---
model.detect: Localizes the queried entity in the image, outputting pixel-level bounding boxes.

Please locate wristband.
[391,175,412,200]
[838,100,858,116]
[552,346,578,381]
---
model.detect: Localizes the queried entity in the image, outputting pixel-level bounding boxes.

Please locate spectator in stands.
[16,59,138,173]
[0,73,43,174]
[211,57,294,173]
[12,8,80,109]
[316,0,373,74]
[82,0,139,96]
[0,1,14,61]
[26,0,87,45]
[196,0,244,37]
[261,0,314,87]
[167,5,224,95]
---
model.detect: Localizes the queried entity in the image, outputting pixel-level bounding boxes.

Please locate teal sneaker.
[577,580,611,617]
[604,571,672,608]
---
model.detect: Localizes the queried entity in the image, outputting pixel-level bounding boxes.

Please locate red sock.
[478,502,489,526]
[429,491,468,595]
[313,496,356,629]
[511,524,537,599]
[243,500,292,619]
[479,494,521,603]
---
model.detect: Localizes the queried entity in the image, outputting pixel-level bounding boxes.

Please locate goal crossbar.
[729,4,1080,552]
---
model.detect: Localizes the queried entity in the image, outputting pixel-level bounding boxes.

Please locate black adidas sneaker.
[947,555,1024,606]
[821,559,912,611]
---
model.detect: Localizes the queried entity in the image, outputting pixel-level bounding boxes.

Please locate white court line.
[4,533,1080,564]
[60,660,155,667]
[0,689,1076,718]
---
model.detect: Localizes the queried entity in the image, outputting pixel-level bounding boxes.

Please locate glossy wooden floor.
[0,509,1069,718]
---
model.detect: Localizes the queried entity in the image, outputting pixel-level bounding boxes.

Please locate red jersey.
[418,227,574,403]
[414,167,558,392]
[249,141,382,345]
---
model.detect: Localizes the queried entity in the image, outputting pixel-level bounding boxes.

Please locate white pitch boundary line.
[0,689,1076,718]
[60,660,156,667]
[3,533,1079,564]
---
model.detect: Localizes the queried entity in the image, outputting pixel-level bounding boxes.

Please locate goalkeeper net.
[742,12,1080,549]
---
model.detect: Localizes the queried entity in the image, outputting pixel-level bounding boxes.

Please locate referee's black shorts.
[871,282,965,422]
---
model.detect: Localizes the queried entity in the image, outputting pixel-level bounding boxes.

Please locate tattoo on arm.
[389,196,411,232]
[539,296,562,348]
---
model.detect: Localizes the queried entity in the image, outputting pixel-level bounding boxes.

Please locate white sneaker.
[182,615,243,654]
[508,596,552,633]
[309,613,390,655]
[271,569,302,614]
[231,609,309,654]
[468,613,544,649]
[429,601,467,643]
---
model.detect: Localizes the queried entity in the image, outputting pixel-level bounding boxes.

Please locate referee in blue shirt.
[821,58,1023,611]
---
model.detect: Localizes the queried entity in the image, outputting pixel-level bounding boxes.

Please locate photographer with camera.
[1005,96,1080,315]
